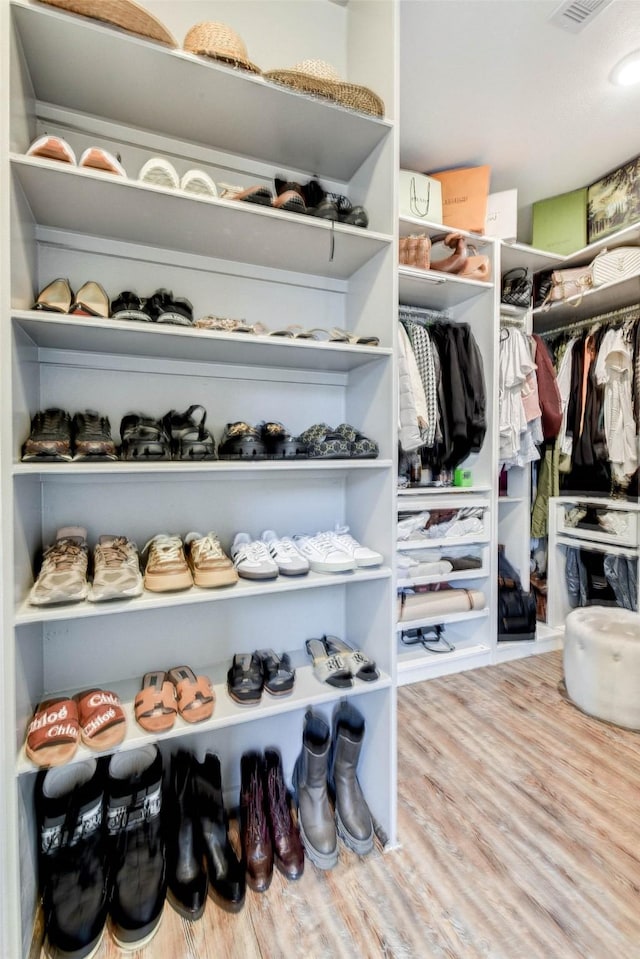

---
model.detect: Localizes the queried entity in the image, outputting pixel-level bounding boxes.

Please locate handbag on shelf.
[501,267,533,307]
[398,233,431,270]
[591,246,640,286]
[542,264,594,308]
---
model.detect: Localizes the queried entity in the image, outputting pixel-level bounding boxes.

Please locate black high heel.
[32,278,73,313]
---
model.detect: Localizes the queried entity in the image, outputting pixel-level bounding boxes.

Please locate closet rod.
[539,302,640,338]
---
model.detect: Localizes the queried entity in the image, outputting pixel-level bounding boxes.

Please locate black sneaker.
[217,422,267,460]
[22,408,73,462]
[36,758,109,959]
[258,421,308,459]
[107,745,167,950]
[72,410,118,461]
[120,414,171,460]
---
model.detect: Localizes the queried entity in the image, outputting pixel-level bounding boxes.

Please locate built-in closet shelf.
[398,265,493,310]
[397,485,492,497]
[500,242,564,274]
[16,663,393,776]
[533,274,640,332]
[13,313,391,373]
[498,496,525,505]
[13,460,392,479]
[397,536,489,552]
[11,1,392,183]
[397,641,492,685]
[494,628,564,665]
[396,606,489,633]
[15,566,392,626]
[554,534,639,559]
[398,217,493,249]
[397,567,487,589]
[12,157,392,280]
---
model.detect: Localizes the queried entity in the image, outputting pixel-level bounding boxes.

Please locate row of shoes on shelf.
[28,525,383,606]
[29,277,381,345]
[26,135,369,226]
[36,703,375,955]
[22,408,380,462]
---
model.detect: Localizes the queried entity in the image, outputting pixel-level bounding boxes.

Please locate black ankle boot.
[192,753,245,912]
[166,750,208,921]
[36,758,109,959]
[106,745,166,950]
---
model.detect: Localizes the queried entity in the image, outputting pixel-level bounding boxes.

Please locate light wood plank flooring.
[37,651,640,959]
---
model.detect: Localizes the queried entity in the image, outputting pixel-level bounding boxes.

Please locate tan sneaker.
[184,532,239,588]
[142,534,193,592]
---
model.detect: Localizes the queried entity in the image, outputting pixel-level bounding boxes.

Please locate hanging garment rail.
[539,302,640,339]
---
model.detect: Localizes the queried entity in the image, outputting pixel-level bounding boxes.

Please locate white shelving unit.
[396,218,499,683]
[1,2,398,955]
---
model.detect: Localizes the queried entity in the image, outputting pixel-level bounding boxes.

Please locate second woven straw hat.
[264,59,384,117]
[183,21,261,73]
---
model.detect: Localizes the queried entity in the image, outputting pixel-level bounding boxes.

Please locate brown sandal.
[134,671,177,733]
[75,688,126,751]
[25,697,80,768]
[167,665,215,724]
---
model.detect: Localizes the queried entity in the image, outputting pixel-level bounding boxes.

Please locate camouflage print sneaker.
[22,408,73,462]
[73,410,119,461]
[89,536,144,602]
[29,527,90,606]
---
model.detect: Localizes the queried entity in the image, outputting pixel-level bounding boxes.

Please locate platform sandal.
[167,665,215,724]
[25,697,80,768]
[323,635,379,682]
[163,405,217,460]
[305,638,353,689]
[75,688,126,750]
[120,414,171,460]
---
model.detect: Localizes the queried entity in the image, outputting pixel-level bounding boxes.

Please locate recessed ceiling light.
[611,49,640,87]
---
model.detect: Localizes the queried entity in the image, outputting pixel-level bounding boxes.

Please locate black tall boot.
[293,709,337,870]
[36,758,109,959]
[328,701,374,856]
[106,744,166,950]
[192,752,245,912]
[166,750,208,921]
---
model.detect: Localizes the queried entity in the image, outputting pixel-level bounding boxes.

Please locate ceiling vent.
[549,0,614,33]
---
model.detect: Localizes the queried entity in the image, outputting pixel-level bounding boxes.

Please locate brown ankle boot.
[264,748,304,881]
[240,751,273,892]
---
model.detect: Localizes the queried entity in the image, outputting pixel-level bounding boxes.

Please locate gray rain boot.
[329,701,374,856]
[293,709,338,870]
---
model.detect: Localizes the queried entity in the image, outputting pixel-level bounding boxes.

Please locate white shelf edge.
[13,460,393,478]
[396,606,490,632]
[396,567,487,589]
[397,485,492,496]
[397,536,489,551]
[15,567,393,626]
[398,264,493,291]
[397,642,492,685]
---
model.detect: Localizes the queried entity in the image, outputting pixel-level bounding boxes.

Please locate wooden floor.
[38,651,640,959]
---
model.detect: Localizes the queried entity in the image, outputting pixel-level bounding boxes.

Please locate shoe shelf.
[13,460,393,478]
[11,0,392,184]
[397,632,492,685]
[16,661,393,777]
[12,312,392,373]
[15,566,392,626]
[396,606,489,633]
[12,157,392,282]
[397,566,488,590]
[398,265,494,311]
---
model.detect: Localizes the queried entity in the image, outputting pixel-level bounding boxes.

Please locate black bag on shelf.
[497,550,537,642]
[501,267,532,307]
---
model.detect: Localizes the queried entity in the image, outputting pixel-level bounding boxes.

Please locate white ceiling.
[399,0,640,242]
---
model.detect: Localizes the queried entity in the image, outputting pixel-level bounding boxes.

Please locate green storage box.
[531,187,587,255]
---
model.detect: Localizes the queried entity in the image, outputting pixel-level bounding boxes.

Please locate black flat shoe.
[227,652,264,705]
[110,291,153,322]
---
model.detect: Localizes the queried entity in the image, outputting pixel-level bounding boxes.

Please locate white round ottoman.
[564,606,640,730]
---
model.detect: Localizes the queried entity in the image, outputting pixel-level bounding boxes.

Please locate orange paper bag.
[428,165,491,234]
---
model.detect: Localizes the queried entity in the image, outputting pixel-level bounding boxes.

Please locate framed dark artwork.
[587,154,640,244]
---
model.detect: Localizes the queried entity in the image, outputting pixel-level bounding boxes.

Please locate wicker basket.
[399,234,431,271]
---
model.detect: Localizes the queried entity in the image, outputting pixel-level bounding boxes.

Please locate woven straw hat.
[183,22,261,74]
[264,59,384,117]
[38,0,177,47]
